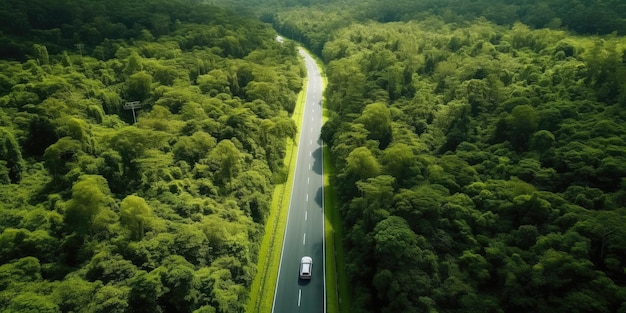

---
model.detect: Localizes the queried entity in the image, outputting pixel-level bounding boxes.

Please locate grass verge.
[246,73,308,313]
[322,116,351,313]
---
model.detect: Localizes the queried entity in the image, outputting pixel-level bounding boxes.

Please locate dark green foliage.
[0,1,303,312]
[0,127,24,183]
[275,5,626,313]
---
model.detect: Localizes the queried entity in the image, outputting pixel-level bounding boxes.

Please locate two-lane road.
[272,48,325,313]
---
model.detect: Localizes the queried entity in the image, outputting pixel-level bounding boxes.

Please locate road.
[272,48,325,313]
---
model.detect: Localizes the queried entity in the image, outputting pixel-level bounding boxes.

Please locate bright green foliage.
[5,292,59,313]
[0,1,302,311]
[356,103,392,149]
[120,195,152,241]
[345,147,381,181]
[173,131,216,165]
[208,139,242,188]
[64,175,115,236]
[125,71,153,101]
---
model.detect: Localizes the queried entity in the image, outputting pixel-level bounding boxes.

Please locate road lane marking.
[298,289,302,306]
[306,194,309,202]
[305,211,308,221]
[310,139,312,145]
[303,233,306,245]
[308,177,310,184]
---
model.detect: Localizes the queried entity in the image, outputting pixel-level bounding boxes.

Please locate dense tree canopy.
[234,1,626,312]
[0,0,303,311]
[3,0,626,312]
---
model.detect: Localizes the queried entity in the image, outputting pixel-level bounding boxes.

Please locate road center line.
[303,233,306,245]
[305,211,308,221]
[298,289,302,306]
[308,177,310,184]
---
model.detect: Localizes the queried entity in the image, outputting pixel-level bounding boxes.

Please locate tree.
[345,147,381,181]
[120,195,152,241]
[0,127,24,183]
[208,139,242,189]
[506,105,538,151]
[382,143,420,187]
[356,102,393,149]
[43,137,83,182]
[172,131,216,165]
[5,292,59,313]
[197,69,230,95]
[64,175,115,236]
[373,216,417,263]
[125,71,153,101]
[107,126,169,181]
[128,270,164,313]
[88,284,130,313]
[32,44,50,65]
[155,255,198,312]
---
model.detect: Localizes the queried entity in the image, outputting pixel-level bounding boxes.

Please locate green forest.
[0,0,303,312]
[3,0,626,312]
[258,0,626,312]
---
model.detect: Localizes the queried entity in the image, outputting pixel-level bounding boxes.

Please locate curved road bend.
[272,48,325,313]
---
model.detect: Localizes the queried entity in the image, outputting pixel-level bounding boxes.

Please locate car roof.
[301,256,312,263]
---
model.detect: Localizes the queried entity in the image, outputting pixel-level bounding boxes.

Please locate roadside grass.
[246,74,308,313]
[322,110,351,313]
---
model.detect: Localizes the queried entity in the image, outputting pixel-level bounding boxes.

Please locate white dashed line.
[298,289,302,306]
[305,211,308,221]
[303,233,306,245]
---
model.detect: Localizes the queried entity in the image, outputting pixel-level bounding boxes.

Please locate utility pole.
[123,101,142,124]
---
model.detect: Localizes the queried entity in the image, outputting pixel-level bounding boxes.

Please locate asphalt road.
[271,48,325,313]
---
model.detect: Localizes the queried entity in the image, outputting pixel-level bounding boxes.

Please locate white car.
[299,256,312,279]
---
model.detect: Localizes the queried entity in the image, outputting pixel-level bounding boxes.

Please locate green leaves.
[345,147,381,181]
[0,127,24,183]
[64,175,115,237]
[356,103,393,149]
[120,195,152,241]
[0,1,304,313]
[313,7,626,313]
